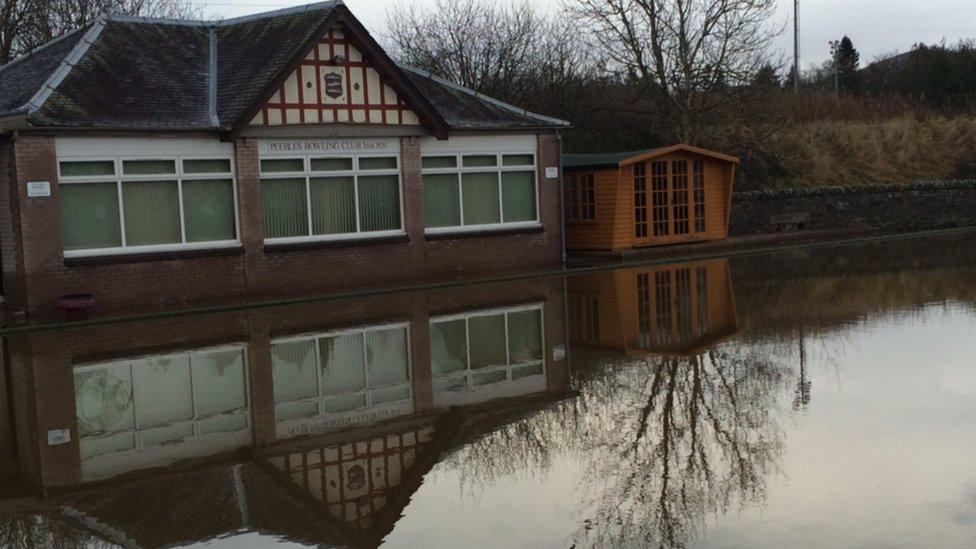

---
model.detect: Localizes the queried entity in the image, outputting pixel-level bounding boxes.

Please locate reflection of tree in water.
[0,514,115,548]
[445,343,793,548]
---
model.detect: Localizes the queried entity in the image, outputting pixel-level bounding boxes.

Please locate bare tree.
[1,0,199,65]
[387,0,598,105]
[566,0,783,143]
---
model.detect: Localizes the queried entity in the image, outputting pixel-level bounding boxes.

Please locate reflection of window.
[73,346,249,460]
[422,153,537,231]
[58,157,238,256]
[429,305,544,394]
[569,294,600,343]
[260,155,402,242]
[565,173,596,221]
[271,323,411,423]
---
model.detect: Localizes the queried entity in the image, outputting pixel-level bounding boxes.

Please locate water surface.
[1,231,975,548]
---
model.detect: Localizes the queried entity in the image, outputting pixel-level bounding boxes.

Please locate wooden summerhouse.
[563,145,739,251]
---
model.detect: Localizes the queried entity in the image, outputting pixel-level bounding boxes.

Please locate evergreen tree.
[835,36,861,92]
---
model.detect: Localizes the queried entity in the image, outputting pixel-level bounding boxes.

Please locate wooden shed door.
[633,159,706,246]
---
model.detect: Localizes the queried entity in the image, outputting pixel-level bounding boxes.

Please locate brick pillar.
[235,138,263,280]
[12,135,62,313]
[537,132,564,263]
[0,138,27,310]
[246,321,277,446]
[410,312,434,413]
[401,136,424,242]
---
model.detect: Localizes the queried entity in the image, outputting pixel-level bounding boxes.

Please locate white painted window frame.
[270,321,413,426]
[58,154,241,258]
[429,303,546,394]
[74,343,252,458]
[421,151,542,234]
[259,153,406,245]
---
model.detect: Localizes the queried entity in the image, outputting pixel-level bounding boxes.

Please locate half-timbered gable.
[253,27,420,127]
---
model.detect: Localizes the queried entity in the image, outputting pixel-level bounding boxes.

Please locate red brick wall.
[4,131,563,316]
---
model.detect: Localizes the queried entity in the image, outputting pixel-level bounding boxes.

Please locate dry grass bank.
[729,115,976,190]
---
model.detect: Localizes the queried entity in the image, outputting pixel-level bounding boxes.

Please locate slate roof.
[0,1,568,133]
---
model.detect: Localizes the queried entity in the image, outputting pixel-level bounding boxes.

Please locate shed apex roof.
[565,144,740,171]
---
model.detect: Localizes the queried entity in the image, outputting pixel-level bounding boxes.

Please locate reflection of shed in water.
[569,259,739,356]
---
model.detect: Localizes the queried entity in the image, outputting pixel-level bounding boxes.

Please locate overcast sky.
[205,0,976,69]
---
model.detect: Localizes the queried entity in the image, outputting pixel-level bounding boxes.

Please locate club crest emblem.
[324,73,344,99]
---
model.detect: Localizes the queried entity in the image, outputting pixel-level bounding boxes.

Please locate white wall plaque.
[27,181,51,198]
[47,428,71,445]
[545,167,559,180]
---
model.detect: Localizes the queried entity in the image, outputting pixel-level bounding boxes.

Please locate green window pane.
[182,179,236,242]
[508,309,543,363]
[122,180,182,246]
[423,173,460,228]
[372,386,410,404]
[359,157,398,170]
[261,178,308,238]
[469,314,507,368]
[502,154,535,166]
[310,176,356,235]
[60,182,122,250]
[366,328,408,387]
[461,172,500,225]
[463,155,497,167]
[191,349,246,417]
[431,320,467,375]
[183,159,231,174]
[261,159,304,173]
[422,156,457,169]
[60,161,115,177]
[502,171,537,222]
[358,175,401,232]
[271,340,318,404]
[310,157,353,172]
[322,394,367,412]
[122,160,176,175]
[320,333,366,394]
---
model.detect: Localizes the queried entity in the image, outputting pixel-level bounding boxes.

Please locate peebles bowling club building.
[0,1,568,316]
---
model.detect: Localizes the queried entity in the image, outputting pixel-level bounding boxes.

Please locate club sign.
[324,72,343,99]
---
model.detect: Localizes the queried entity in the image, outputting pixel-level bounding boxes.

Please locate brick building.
[0,1,568,316]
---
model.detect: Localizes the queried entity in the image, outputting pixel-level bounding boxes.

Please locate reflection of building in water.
[569,259,739,356]
[0,276,568,548]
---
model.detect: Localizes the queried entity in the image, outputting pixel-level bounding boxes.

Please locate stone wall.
[730,180,976,235]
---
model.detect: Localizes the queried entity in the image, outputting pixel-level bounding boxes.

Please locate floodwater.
[1,231,976,548]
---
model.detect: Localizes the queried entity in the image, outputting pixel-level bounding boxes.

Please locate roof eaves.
[24,17,107,115]
[398,64,571,128]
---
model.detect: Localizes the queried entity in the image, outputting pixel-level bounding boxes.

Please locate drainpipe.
[557,131,566,265]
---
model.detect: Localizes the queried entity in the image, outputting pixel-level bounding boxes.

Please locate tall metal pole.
[793,0,800,92]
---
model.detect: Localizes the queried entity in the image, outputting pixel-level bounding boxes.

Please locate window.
[58,157,238,256]
[650,161,669,237]
[260,155,403,242]
[635,162,649,238]
[672,160,690,235]
[422,152,538,231]
[429,305,544,395]
[693,160,706,233]
[565,172,596,222]
[271,323,411,426]
[73,346,250,461]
